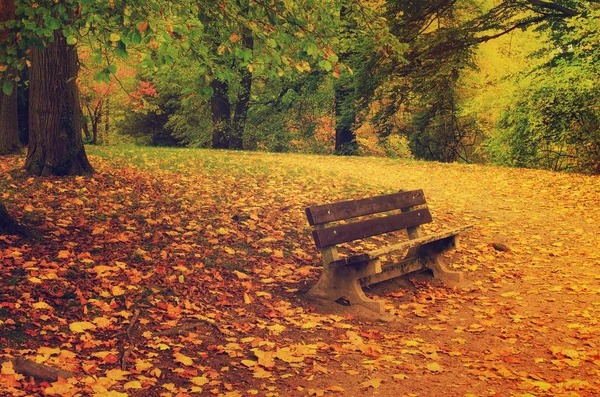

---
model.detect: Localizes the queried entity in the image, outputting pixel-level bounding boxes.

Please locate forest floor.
[1,146,600,397]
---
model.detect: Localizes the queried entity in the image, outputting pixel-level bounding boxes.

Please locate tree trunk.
[333,6,358,155]
[0,0,20,155]
[211,79,231,149]
[230,27,254,150]
[104,96,109,145]
[334,82,358,155]
[25,30,93,176]
[0,76,20,155]
[17,62,29,145]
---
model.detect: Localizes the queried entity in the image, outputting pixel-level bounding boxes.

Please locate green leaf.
[130,31,142,45]
[46,17,61,31]
[106,64,117,74]
[318,60,332,72]
[66,36,77,45]
[2,80,13,96]
[93,70,110,83]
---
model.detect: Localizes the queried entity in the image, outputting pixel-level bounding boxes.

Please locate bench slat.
[329,225,473,268]
[306,190,426,225]
[312,208,432,248]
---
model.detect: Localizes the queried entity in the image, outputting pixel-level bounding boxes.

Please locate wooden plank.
[329,225,473,268]
[305,190,426,225]
[312,208,432,249]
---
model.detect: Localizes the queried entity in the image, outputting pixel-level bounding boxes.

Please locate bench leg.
[307,259,385,314]
[407,236,464,286]
[426,254,463,285]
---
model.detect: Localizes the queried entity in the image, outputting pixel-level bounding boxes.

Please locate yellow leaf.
[28,277,42,284]
[150,368,162,378]
[44,378,75,396]
[426,362,443,372]
[224,247,236,255]
[92,227,105,235]
[233,270,251,279]
[124,380,142,389]
[241,359,256,367]
[32,301,53,310]
[111,285,126,297]
[1,361,15,375]
[105,368,130,381]
[267,324,286,335]
[24,204,34,212]
[190,376,209,386]
[92,317,113,328]
[244,292,252,304]
[361,378,382,389]
[69,321,96,333]
[174,352,194,366]
[393,373,408,381]
[57,250,70,259]
[528,380,553,391]
[135,359,153,371]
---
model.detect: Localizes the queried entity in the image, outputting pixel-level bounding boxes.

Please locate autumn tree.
[0,0,20,155]
[25,29,93,175]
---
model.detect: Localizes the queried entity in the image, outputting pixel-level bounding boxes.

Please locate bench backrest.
[306,190,431,249]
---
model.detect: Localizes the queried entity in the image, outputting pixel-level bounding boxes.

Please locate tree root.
[0,201,41,240]
[11,357,77,382]
[120,308,141,370]
[154,317,230,337]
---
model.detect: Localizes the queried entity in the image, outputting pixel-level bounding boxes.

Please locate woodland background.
[1,0,600,175]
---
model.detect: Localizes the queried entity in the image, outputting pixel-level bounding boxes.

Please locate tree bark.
[104,96,109,145]
[230,27,254,150]
[334,81,358,155]
[25,30,93,176]
[0,0,20,155]
[0,76,20,155]
[333,6,358,155]
[211,79,231,149]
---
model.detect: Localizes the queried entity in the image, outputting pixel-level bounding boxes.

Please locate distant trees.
[489,4,600,173]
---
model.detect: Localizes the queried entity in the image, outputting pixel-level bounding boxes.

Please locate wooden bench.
[305,189,472,314]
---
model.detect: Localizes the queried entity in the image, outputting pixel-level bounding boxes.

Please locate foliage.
[488,5,600,173]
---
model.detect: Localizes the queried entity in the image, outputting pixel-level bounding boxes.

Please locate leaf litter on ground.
[1,147,600,396]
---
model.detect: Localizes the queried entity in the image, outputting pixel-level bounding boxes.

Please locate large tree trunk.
[230,27,254,150]
[211,79,231,149]
[25,30,93,176]
[0,0,20,155]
